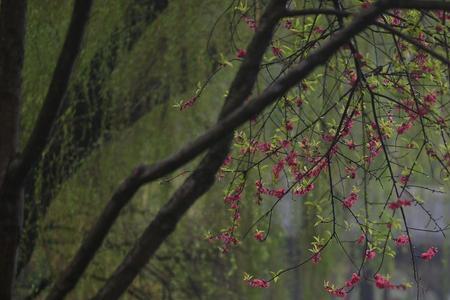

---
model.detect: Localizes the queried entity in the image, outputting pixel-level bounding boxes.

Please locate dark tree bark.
[0,0,92,298]
[0,1,27,299]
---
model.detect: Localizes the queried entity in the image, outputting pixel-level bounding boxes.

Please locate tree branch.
[283,8,350,18]
[374,21,450,66]
[392,0,450,10]
[284,0,450,18]
[8,0,93,185]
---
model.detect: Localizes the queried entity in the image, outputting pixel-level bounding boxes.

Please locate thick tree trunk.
[0,0,27,299]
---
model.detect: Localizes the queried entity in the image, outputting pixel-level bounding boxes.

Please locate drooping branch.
[282,8,351,18]
[7,0,94,185]
[374,21,450,66]
[392,0,450,10]
[45,1,288,299]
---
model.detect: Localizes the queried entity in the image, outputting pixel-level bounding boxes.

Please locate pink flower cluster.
[236,49,247,58]
[325,286,347,298]
[365,249,377,260]
[209,230,239,253]
[388,198,412,210]
[420,247,438,261]
[394,234,410,246]
[342,192,358,208]
[247,278,269,288]
[254,230,265,241]
[294,183,315,197]
[256,180,285,199]
[374,274,406,290]
[345,273,361,288]
[180,96,198,110]
[243,16,257,31]
[312,252,321,264]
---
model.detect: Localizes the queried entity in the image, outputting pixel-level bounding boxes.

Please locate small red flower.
[356,233,366,245]
[342,192,358,208]
[397,122,412,135]
[180,96,198,110]
[388,199,412,210]
[365,249,376,260]
[325,286,347,298]
[394,234,410,246]
[374,274,391,289]
[420,247,438,261]
[284,19,293,29]
[254,230,265,241]
[346,139,356,150]
[345,166,357,179]
[314,26,325,34]
[312,252,321,264]
[247,278,270,288]
[345,273,361,287]
[243,16,257,31]
[272,46,283,57]
[222,155,232,166]
[236,48,247,58]
[424,92,437,105]
[285,120,294,131]
[399,175,409,185]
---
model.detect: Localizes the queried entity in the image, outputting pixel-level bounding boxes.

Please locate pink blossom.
[346,139,356,150]
[397,122,412,135]
[312,252,321,264]
[243,16,257,31]
[285,121,294,131]
[424,92,437,105]
[365,249,376,260]
[345,166,357,179]
[284,19,293,29]
[345,273,361,287]
[394,234,410,246]
[420,247,438,261]
[314,26,325,34]
[374,274,407,290]
[269,188,285,199]
[325,286,347,298]
[247,278,270,288]
[272,47,283,57]
[294,183,315,196]
[356,233,366,245]
[272,159,285,180]
[254,230,265,241]
[399,175,409,185]
[374,274,391,289]
[180,96,198,110]
[222,155,232,166]
[388,199,412,210]
[236,48,247,58]
[342,192,358,208]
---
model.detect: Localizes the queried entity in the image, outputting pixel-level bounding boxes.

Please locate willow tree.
[2,0,450,299]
